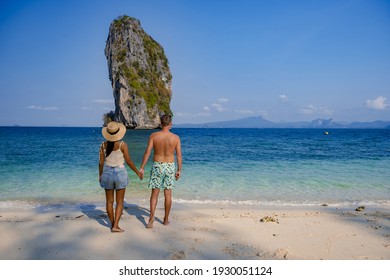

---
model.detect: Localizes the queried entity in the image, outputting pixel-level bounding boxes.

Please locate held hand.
[175,171,181,180]
[139,169,144,180]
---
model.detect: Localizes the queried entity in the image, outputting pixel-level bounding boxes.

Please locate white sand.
[0,203,389,260]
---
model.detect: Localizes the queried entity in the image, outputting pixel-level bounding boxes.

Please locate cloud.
[211,103,225,112]
[258,110,268,118]
[197,111,211,116]
[93,99,113,104]
[175,112,188,117]
[300,104,332,115]
[235,109,254,115]
[300,104,316,114]
[210,98,229,112]
[366,96,388,110]
[199,105,211,116]
[175,110,210,117]
[218,98,229,103]
[28,105,58,111]
[279,94,288,102]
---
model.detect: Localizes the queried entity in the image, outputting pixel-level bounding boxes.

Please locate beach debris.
[223,244,249,259]
[260,216,279,224]
[67,214,85,220]
[240,212,252,218]
[341,212,357,217]
[274,248,288,259]
[371,225,382,230]
[321,204,328,207]
[171,250,186,260]
[355,206,365,212]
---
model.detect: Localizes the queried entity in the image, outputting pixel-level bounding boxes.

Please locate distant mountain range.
[175,116,390,129]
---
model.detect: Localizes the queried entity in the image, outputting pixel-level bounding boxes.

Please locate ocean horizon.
[0,127,389,210]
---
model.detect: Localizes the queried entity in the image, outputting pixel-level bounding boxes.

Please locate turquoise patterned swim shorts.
[148,162,176,190]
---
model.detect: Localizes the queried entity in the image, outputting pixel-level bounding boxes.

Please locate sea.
[0,127,389,210]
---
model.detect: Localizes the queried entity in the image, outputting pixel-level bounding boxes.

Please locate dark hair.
[161,115,172,127]
[106,141,115,157]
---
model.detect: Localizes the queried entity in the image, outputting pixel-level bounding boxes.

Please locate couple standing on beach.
[98,115,182,232]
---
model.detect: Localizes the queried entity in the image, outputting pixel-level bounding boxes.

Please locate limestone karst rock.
[105,16,172,129]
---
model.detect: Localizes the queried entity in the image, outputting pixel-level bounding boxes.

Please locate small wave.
[1,198,389,211]
[174,198,390,208]
[0,200,38,209]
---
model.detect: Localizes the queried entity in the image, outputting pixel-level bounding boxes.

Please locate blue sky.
[0,0,389,126]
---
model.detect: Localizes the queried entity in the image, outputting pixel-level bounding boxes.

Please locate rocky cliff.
[105,16,172,129]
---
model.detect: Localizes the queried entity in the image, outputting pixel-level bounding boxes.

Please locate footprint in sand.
[171,250,186,260]
[273,248,289,259]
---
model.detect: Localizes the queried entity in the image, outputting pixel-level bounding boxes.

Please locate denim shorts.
[100,165,128,190]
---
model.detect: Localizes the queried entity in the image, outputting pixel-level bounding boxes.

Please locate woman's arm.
[139,134,154,178]
[98,142,105,181]
[122,142,142,179]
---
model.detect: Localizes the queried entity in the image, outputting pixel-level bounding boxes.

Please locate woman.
[99,121,142,232]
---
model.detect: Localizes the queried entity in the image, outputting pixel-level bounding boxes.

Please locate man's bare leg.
[163,189,172,225]
[105,189,115,228]
[111,188,126,232]
[147,188,160,228]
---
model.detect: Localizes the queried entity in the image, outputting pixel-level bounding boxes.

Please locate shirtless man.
[140,115,182,228]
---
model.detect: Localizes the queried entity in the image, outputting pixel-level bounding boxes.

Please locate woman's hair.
[106,141,115,157]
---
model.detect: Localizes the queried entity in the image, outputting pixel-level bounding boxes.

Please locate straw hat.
[102,121,126,142]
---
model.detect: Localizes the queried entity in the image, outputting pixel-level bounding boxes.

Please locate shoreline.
[0,203,389,260]
[1,191,390,210]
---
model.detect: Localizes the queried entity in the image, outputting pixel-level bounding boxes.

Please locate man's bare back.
[150,130,180,163]
[140,117,182,181]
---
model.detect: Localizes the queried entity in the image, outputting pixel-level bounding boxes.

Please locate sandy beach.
[0,203,389,260]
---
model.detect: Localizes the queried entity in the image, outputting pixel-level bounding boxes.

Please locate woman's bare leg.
[111,188,126,232]
[105,189,115,228]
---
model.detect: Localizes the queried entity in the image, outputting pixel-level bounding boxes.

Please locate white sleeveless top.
[102,142,125,167]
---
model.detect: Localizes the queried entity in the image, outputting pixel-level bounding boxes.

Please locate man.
[140,115,182,228]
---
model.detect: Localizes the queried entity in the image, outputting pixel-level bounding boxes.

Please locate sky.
[0,0,389,126]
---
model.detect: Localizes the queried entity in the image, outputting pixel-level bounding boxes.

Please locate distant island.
[175,116,390,129]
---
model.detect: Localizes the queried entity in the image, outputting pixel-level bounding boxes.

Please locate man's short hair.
[161,115,172,127]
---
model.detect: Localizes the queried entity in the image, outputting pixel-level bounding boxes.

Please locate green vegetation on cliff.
[112,15,172,116]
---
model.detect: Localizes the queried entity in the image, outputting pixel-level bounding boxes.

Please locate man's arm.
[175,137,182,180]
[140,135,154,178]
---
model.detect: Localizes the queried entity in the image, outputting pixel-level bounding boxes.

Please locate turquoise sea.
[0,127,389,209]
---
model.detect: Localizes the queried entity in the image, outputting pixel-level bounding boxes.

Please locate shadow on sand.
[124,203,164,227]
[80,204,111,229]
[80,203,160,228]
